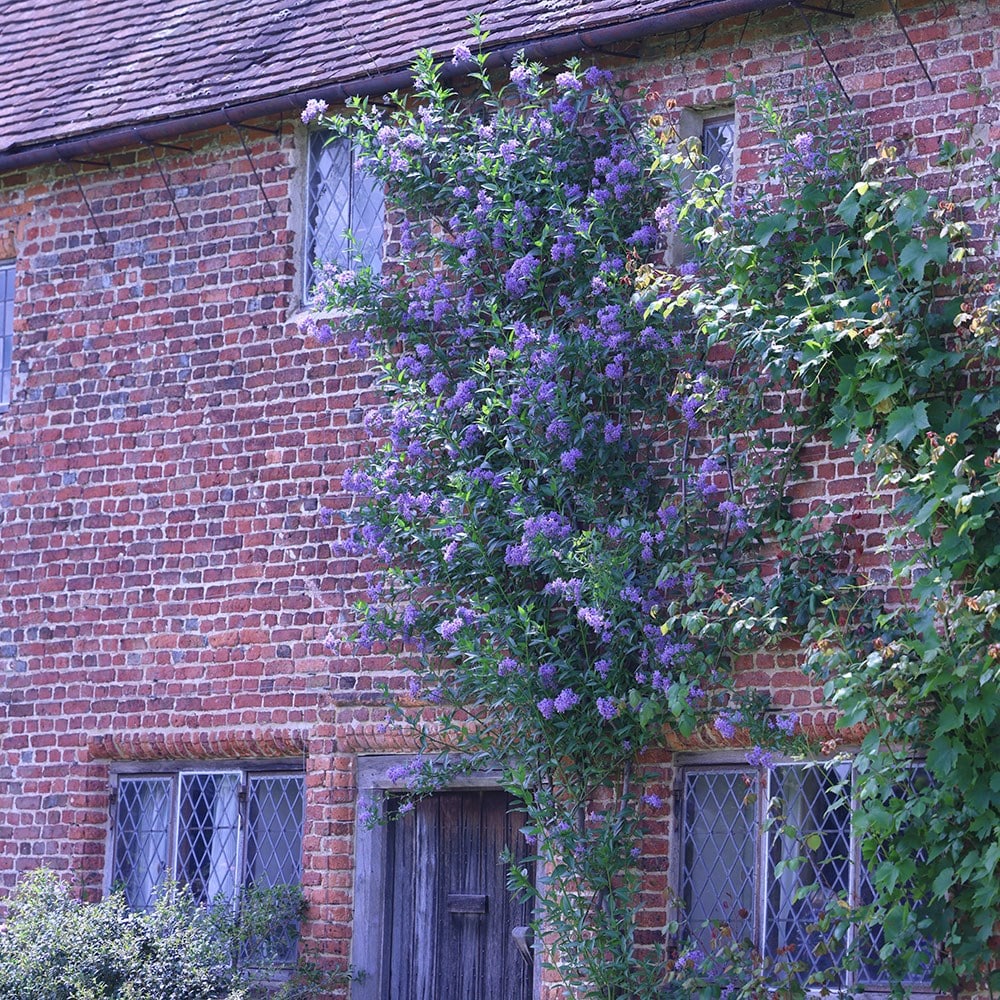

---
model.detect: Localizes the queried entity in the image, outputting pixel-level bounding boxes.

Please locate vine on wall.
[310,37,999,998]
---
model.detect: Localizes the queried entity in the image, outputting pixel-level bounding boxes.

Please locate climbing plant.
[647,87,1000,994]
[309,35,999,999]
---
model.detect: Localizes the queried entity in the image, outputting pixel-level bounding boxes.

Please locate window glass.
[114,776,172,910]
[701,115,735,186]
[246,774,304,887]
[680,768,757,949]
[679,759,929,989]
[305,133,384,297]
[176,771,242,905]
[112,768,304,916]
[1,260,14,410]
[765,763,851,981]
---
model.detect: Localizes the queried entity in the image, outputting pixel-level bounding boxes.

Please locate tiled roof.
[0,0,764,156]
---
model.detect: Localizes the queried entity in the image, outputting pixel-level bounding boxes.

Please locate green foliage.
[661,925,805,1000]
[311,33,999,997]
[653,87,999,993]
[0,870,336,1000]
[0,869,244,1000]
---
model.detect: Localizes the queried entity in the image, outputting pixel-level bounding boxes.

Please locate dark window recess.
[0,260,14,410]
[304,133,384,298]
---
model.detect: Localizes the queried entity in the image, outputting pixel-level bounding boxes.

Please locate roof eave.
[0,0,788,175]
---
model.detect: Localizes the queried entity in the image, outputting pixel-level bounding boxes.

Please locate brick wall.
[0,0,997,994]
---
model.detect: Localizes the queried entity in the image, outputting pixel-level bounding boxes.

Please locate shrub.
[0,869,323,1000]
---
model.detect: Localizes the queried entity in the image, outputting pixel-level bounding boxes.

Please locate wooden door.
[380,789,533,1000]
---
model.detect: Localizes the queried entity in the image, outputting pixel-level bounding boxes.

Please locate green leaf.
[899,238,941,282]
[885,402,929,448]
[859,378,902,405]
[937,704,963,732]
[837,191,862,227]
[753,213,796,246]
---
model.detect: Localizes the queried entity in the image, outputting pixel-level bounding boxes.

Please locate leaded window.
[110,767,304,917]
[701,114,735,186]
[0,260,14,410]
[678,760,932,989]
[304,133,384,297]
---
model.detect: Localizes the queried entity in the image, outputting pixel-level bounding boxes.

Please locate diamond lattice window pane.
[856,764,935,985]
[176,772,241,905]
[702,116,734,186]
[681,768,758,948]
[246,774,304,887]
[113,776,172,910]
[243,775,305,964]
[305,133,384,295]
[765,763,852,982]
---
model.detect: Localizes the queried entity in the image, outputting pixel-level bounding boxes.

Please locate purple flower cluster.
[407,275,451,324]
[357,799,379,826]
[524,512,572,542]
[545,417,570,443]
[510,63,533,92]
[446,378,477,411]
[555,71,583,92]
[590,143,642,205]
[386,758,425,787]
[770,712,799,735]
[654,201,678,233]
[596,696,617,720]
[696,456,723,498]
[505,254,538,297]
[626,224,658,247]
[584,65,613,87]
[792,131,817,168]
[551,233,576,263]
[577,606,608,632]
[554,688,579,712]
[603,421,623,444]
[300,99,328,124]
[657,640,692,670]
[604,355,625,381]
[560,447,583,472]
[678,948,705,968]
[551,97,577,125]
[500,140,520,165]
[746,745,776,769]
[713,709,744,740]
[718,499,749,532]
[498,656,520,676]
[544,577,584,605]
[437,616,464,640]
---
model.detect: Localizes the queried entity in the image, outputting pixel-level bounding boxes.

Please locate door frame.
[350,755,540,999]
